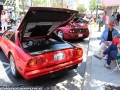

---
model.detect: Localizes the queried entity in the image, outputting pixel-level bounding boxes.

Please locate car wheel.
[57,30,64,39]
[10,54,20,77]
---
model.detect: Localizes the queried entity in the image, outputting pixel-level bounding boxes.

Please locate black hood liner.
[23,11,74,22]
[28,25,52,36]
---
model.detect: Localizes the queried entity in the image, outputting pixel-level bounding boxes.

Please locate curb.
[81,35,92,90]
[81,50,92,90]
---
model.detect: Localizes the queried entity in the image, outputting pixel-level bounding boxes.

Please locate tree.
[77,6,86,13]
[51,3,61,8]
[32,0,47,6]
[89,0,96,12]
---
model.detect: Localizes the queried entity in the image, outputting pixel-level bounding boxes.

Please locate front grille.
[74,29,86,33]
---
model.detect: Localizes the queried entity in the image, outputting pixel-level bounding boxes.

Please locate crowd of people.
[0,10,24,32]
[86,9,120,69]
[93,12,120,26]
[93,18,120,70]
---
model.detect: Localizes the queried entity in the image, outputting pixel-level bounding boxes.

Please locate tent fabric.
[102,0,120,6]
[92,10,104,14]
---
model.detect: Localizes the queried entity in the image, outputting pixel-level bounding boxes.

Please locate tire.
[57,30,64,39]
[10,54,20,77]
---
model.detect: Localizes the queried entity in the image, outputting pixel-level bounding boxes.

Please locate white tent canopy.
[92,10,104,14]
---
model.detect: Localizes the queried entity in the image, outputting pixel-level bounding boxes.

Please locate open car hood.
[18,7,78,36]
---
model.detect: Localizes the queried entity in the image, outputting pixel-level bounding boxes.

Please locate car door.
[1,30,15,56]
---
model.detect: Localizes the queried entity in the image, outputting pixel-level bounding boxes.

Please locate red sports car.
[0,7,83,80]
[55,17,89,40]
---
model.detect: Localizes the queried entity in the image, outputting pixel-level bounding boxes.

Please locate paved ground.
[82,24,120,90]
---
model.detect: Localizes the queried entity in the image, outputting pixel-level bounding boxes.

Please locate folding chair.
[111,59,120,74]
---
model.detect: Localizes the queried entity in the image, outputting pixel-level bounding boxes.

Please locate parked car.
[55,17,89,40]
[0,7,83,80]
[79,18,89,23]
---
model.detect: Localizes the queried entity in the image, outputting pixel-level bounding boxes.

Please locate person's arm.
[100,30,106,42]
[1,15,4,20]
[113,29,120,37]
[5,15,9,22]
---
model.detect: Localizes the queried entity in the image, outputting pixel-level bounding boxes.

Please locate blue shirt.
[111,16,115,21]
[100,28,120,44]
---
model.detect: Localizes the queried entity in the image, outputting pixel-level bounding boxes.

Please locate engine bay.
[22,37,61,48]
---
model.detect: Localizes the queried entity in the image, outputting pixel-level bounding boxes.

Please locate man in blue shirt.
[95,21,120,60]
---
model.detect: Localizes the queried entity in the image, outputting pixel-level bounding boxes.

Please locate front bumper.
[23,58,83,80]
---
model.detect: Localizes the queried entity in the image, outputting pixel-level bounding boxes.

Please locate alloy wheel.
[57,30,64,39]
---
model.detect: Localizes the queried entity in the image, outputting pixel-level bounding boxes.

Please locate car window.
[10,33,15,43]
[3,29,15,39]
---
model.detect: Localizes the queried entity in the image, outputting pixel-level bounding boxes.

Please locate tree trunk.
[105,7,112,28]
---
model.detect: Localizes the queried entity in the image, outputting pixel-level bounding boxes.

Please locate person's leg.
[105,50,118,68]
[10,19,13,26]
[106,52,112,65]
[1,25,4,32]
[14,20,16,25]
[100,42,107,53]
[2,23,6,31]
[104,41,112,60]
[4,22,7,31]
[103,44,117,55]
[94,44,117,60]
[94,42,107,59]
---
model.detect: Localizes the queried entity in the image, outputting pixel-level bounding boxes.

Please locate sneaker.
[94,54,102,60]
[104,55,108,60]
[104,64,111,69]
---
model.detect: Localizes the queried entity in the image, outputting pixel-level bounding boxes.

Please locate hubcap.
[58,31,63,38]
[10,56,15,75]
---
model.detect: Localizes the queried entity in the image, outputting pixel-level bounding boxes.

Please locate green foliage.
[51,3,61,8]
[89,0,96,12]
[32,0,47,6]
[77,6,86,13]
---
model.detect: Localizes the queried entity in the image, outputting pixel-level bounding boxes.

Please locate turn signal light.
[85,23,88,26]
[77,48,83,56]
[28,59,37,67]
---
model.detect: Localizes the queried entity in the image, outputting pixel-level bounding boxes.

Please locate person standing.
[116,13,120,25]
[111,15,115,22]
[17,14,21,23]
[9,11,15,26]
[1,10,9,32]
[102,14,106,24]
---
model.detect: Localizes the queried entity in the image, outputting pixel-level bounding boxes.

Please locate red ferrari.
[0,7,83,80]
[55,17,89,40]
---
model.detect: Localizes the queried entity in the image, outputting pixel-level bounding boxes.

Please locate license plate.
[78,34,83,37]
[54,52,65,61]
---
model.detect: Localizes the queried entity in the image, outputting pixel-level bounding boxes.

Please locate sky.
[79,0,90,11]
[79,0,89,5]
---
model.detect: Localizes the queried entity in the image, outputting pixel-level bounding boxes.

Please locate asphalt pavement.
[82,24,120,90]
